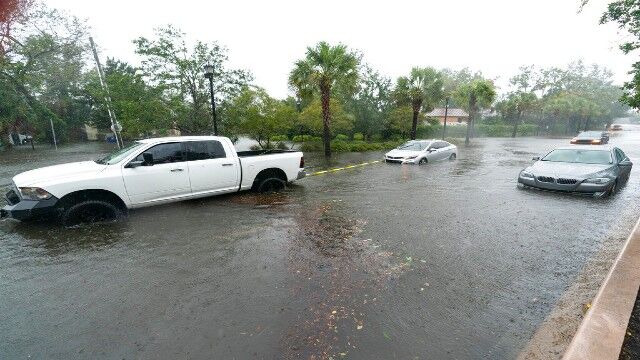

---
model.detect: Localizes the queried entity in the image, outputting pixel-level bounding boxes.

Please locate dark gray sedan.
[517,145,632,197]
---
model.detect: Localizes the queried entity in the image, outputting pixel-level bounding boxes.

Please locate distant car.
[610,124,623,131]
[384,140,457,165]
[570,131,609,145]
[517,145,632,197]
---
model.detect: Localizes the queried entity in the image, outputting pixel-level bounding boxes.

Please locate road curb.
[563,216,640,359]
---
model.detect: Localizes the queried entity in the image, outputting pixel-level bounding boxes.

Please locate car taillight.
[300,156,304,168]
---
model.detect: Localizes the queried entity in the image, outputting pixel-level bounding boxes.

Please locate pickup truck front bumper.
[2,189,60,221]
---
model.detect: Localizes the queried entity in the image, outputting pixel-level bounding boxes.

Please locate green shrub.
[335,134,349,141]
[353,132,364,141]
[270,134,289,142]
[292,135,322,142]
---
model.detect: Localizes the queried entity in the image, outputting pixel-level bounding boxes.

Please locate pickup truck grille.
[5,189,20,205]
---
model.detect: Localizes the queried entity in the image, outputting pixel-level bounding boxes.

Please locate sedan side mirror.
[428,148,437,152]
[142,152,154,166]
[532,156,540,161]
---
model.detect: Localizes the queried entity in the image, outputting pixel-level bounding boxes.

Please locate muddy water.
[1,133,640,359]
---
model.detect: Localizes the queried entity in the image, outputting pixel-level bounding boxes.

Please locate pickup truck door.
[122,142,191,205]
[185,140,238,194]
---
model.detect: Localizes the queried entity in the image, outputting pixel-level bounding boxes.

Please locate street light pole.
[204,64,218,136]
[442,97,450,140]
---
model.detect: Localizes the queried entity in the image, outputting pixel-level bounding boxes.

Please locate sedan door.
[185,140,239,194]
[122,142,191,205]
[615,148,633,182]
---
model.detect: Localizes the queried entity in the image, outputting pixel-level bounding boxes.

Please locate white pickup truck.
[1,136,305,224]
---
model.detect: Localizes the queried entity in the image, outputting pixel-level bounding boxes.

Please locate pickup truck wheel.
[257,178,286,193]
[60,199,124,226]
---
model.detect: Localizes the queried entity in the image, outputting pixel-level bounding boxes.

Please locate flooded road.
[2,132,640,359]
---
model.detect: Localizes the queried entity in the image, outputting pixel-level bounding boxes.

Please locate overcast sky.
[48,0,633,99]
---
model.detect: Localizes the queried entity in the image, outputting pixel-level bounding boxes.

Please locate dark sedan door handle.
[170,168,184,172]
[222,163,234,166]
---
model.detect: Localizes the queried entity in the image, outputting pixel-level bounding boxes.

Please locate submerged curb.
[563,216,640,359]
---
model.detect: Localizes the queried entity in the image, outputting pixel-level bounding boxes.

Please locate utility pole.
[50,118,58,150]
[204,64,218,135]
[89,36,122,148]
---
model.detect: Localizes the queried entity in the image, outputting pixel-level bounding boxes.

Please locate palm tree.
[454,79,496,146]
[288,42,359,157]
[393,67,443,140]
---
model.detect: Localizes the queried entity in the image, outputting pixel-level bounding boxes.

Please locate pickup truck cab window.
[135,142,185,164]
[185,141,226,161]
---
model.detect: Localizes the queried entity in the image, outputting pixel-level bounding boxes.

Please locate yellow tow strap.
[307,160,381,176]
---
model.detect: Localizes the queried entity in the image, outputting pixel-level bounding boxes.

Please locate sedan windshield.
[95,142,145,165]
[397,141,428,151]
[541,149,612,165]
[577,131,602,138]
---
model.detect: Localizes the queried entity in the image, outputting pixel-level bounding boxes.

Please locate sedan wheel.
[418,158,428,165]
[449,153,457,160]
[606,180,618,197]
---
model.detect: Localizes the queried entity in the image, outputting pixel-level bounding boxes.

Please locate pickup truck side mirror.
[125,160,145,168]
[142,153,154,166]
[532,156,540,161]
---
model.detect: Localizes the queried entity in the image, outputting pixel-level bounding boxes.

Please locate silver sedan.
[517,145,632,197]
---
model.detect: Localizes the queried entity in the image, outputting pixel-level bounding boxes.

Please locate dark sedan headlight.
[520,171,534,179]
[19,187,53,200]
[583,177,612,184]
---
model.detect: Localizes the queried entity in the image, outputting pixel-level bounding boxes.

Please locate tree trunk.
[465,95,476,146]
[512,112,521,138]
[320,83,332,157]
[410,99,422,140]
[584,117,590,131]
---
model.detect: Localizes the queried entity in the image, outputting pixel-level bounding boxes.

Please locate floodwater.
[1,131,640,359]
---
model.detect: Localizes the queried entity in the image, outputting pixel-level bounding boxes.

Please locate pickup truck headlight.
[19,187,53,200]
[520,171,534,179]
[583,177,612,184]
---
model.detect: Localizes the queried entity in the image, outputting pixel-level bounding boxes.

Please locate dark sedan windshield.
[576,131,603,139]
[542,149,612,164]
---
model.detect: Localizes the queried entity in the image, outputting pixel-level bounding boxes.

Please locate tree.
[454,79,496,146]
[583,1,640,109]
[85,59,172,138]
[288,42,359,157]
[133,25,252,134]
[500,91,538,137]
[393,67,443,140]
[226,87,296,148]
[0,2,90,144]
[343,64,392,140]
[298,98,354,138]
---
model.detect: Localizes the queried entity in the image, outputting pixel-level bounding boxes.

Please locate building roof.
[425,108,469,117]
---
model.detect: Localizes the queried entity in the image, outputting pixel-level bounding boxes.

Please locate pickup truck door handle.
[170,168,184,172]
[222,163,234,166]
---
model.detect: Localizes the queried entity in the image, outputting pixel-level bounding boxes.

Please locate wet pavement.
[2,132,640,359]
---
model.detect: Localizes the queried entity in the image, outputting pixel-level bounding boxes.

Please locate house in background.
[425,108,469,125]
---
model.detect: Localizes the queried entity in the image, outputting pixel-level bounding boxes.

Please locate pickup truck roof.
[136,136,225,144]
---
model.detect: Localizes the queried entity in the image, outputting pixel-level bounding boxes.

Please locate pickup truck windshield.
[541,149,612,164]
[95,142,145,165]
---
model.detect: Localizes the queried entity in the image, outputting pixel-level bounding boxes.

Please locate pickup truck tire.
[60,199,125,226]
[257,177,286,193]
